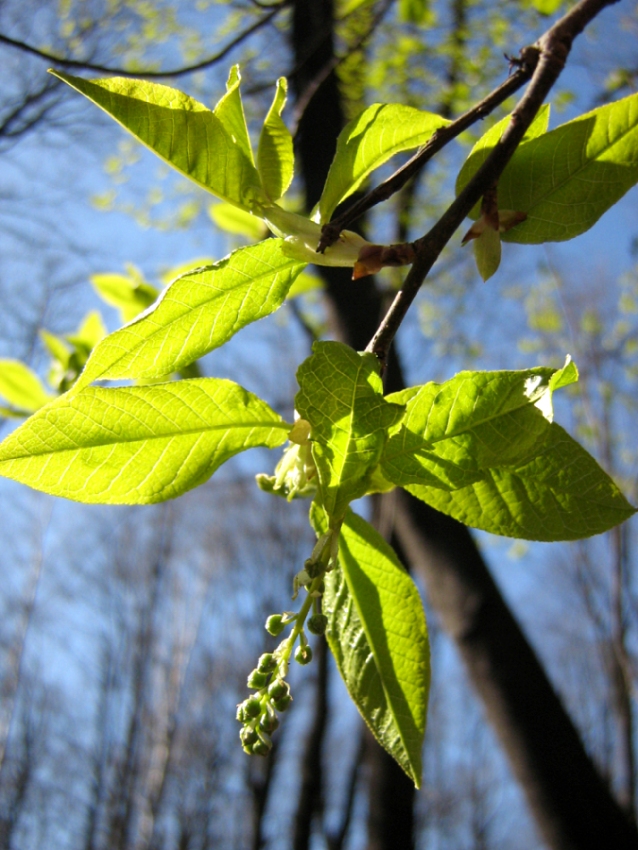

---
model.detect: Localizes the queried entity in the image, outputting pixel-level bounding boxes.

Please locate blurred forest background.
[1,0,638,848]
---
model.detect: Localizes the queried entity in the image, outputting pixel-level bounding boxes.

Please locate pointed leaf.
[258,77,294,202]
[319,507,429,786]
[51,71,266,211]
[76,240,306,388]
[498,93,638,243]
[214,65,255,166]
[405,423,635,540]
[0,360,54,412]
[318,104,450,223]
[296,342,403,520]
[0,379,290,504]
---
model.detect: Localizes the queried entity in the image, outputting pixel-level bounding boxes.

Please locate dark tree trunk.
[288,1,638,848]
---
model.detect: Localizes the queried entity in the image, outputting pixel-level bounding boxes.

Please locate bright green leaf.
[0,360,54,412]
[40,330,71,368]
[320,507,429,786]
[209,203,267,240]
[382,364,634,539]
[382,363,575,489]
[66,311,107,352]
[318,104,450,223]
[405,423,635,540]
[296,342,403,520]
[51,71,266,211]
[91,272,159,323]
[258,77,294,202]
[76,240,306,388]
[214,65,255,167]
[498,93,638,243]
[0,379,290,504]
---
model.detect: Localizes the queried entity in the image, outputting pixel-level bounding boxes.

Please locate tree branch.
[0,8,283,79]
[318,47,538,251]
[366,0,622,371]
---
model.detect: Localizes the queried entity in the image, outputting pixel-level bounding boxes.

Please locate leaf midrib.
[514,104,638,211]
[0,417,289,461]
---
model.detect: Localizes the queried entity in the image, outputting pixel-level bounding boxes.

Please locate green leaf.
[382,366,568,490]
[473,225,501,281]
[214,66,255,167]
[40,329,71,368]
[296,342,403,520]
[455,104,550,218]
[209,203,267,241]
[66,311,107,352]
[91,272,159,323]
[382,363,635,540]
[286,269,324,299]
[76,240,306,388]
[498,93,638,243]
[0,360,54,412]
[0,379,290,504]
[318,104,450,223]
[529,0,564,14]
[405,423,635,541]
[257,77,294,202]
[320,507,429,786]
[51,70,266,211]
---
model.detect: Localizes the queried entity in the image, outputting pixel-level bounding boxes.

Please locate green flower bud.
[247,669,268,689]
[236,704,247,722]
[242,742,255,756]
[242,697,262,719]
[259,711,280,734]
[252,739,271,757]
[240,726,259,747]
[268,679,289,701]
[307,614,328,636]
[273,693,292,713]
[295,644,313,665]
[265,614,285,637]
[257,653,277,673]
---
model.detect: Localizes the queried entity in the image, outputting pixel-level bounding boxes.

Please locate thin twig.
[317,46,539,252]
[365,0,621,371]
[0,7,283,79]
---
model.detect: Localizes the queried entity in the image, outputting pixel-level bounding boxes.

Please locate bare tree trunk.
[289,1,638,848]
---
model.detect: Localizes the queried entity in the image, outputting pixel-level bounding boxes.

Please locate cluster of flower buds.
[237,527,339,757]
[236,650,292,756]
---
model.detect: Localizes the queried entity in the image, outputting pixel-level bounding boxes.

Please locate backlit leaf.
[51,70,266,211]
[76,240,306,387]
[0,379,289,504]
[498,93,638,243]
[258,77,294,202]
[318,104,450,223]
[0,360,54,413]
[319,507,429,786]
